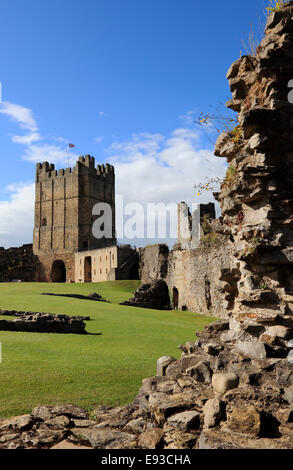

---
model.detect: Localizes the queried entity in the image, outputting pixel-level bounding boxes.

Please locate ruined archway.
[172,287,179,310]
[51,260,66,283]
[84,256,92,282]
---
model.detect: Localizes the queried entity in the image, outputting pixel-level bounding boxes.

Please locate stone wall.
[167,238,236,317]
[138,244,169,284]
[139,238,236,318]
[212,2,293,360]
[0,244,40,282]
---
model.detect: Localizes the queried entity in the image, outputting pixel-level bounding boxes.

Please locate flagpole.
[68,143,76,167]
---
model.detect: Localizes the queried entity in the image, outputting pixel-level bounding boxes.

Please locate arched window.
[42,218,47,227]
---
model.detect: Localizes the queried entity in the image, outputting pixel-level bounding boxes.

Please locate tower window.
[42,218,47,227]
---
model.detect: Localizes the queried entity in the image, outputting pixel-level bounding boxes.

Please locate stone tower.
[33,155,116,282]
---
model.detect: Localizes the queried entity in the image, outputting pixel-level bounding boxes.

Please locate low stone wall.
[0,244,40,282]
[0,311,88,334]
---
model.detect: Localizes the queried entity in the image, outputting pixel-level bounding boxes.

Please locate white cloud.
[94,136,104,143]
[0,183,35,248]
[108,128,226,206]
[98,111,109,117]
[0,101,38,131]
[179,109,197,125]
[0,99,77,167]
[21,144,78,166]
[107,128,227,246]
[12,132,42,145]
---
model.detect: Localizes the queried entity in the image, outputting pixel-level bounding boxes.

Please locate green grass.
[0,281,217,418]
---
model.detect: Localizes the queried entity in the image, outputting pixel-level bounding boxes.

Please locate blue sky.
[0,0,270,247]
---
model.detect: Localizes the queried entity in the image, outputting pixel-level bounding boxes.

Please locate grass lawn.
[0,281,217,418]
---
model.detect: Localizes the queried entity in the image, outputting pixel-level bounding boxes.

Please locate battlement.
[36,156,114,180]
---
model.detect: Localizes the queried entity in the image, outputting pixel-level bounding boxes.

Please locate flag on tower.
[68,143,75,148]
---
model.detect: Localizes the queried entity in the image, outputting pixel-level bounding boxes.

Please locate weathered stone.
[126,418,145,433]
[266,325,291,339]
[71,419,97,428]
[275,361,293,386]
[32,405,88,421]
[148,392,197,425]
[163,429,197,449]
[120,280,171,310]
[0,311,88,334]
[198,430,236,449]
[51,440,92,449]
[284,386,293,405]
[0,414,34,431]
[45,415,71,430]
[236,338,267,360]
[73,427,135,449]
[186,361,213,383]
[156,356,176,376]
[138,428,164,449]
[203,398,226,428]
[276,408,293,424]
[212,373,239,394]
[0,244,39,282]
[226,406,261,437]
[203,343,222,356]
[167,411,200,431]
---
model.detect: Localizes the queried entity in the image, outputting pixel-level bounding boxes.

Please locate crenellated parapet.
[36,155,114,181]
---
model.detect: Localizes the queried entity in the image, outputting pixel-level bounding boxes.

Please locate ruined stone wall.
[0,311,87,334]
[139,244,169,284]
[0,244,40,282]
[212,2,293,359]
[139,239,235,317]
[167,238,235,317]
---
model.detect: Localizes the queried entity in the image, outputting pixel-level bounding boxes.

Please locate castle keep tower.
[33,155,116,282]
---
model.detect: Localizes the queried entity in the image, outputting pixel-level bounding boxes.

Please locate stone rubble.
[120,280,171,310]
[0,310,88,334]
[0,319,292,449]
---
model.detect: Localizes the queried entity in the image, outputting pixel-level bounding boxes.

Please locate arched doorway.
[84,256,92,282]
[172,287,179,310]
[129,263,139,280]
[51,260,66,283]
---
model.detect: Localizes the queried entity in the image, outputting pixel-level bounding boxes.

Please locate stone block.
[212,373,239,394]
[167,411,200,431]
[156,356,176,377]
